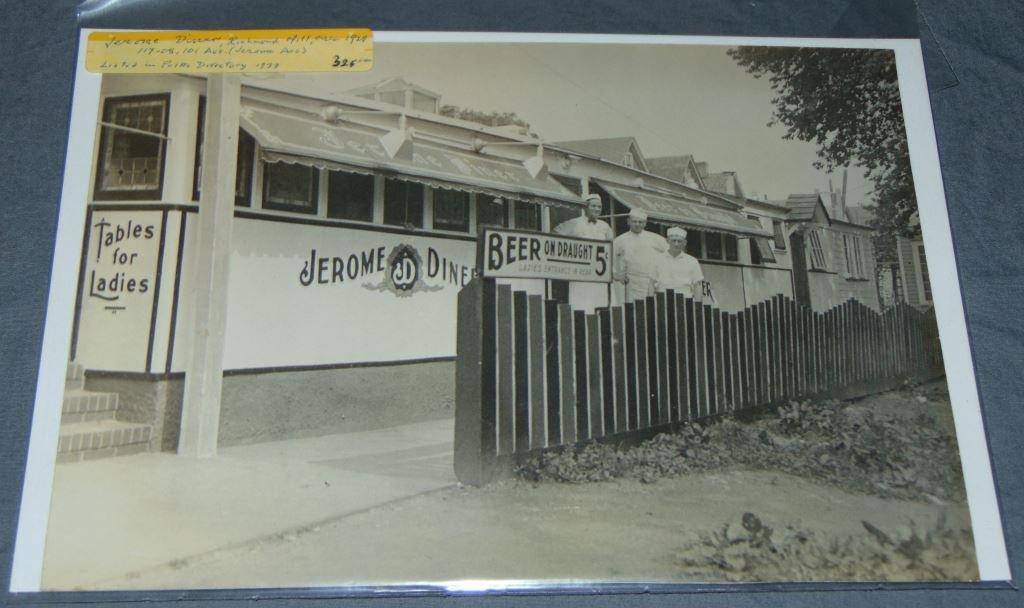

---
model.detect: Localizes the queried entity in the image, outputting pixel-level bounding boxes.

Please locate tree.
[439,104,531,131]
[728,47,917,240]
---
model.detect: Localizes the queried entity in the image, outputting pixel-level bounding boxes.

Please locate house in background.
[645,154,707,189]
[556,136,650,172]
[345,76,443,113]
[896,230,933,308]
[783,192,880,312]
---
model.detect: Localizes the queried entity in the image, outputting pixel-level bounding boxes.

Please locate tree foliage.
[439,104,531,130]
[728,47,917,240]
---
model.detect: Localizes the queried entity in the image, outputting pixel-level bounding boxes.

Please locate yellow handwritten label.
[85,29,373,74]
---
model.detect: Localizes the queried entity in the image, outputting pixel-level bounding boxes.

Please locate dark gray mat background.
[1,0,1020,605]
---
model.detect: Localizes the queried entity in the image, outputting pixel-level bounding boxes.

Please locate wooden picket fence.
[453,278,944,486]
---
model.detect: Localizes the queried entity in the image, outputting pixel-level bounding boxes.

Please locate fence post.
[454,278,502,486]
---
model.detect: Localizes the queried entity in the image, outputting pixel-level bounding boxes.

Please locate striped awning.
[597,181,771,237]
[242,104,584,208]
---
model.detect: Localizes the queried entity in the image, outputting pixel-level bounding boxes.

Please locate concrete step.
[57,420,152,464]
[61,389,119,423]
[66,361,85,391]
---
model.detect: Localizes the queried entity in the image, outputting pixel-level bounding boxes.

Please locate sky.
[250,41,877,206]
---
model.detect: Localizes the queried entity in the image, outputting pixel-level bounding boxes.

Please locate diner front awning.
[240,104,583,207]
[596,181,771,238]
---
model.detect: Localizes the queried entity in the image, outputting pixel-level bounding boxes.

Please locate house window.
[751,238,777,265]
[432,189,470,232]
[918,244,932,302]
[772,220,787,250]
[95,94,170,200]
[327,171,374,222]
[478,197,509,228]
[263,162,319,214]
[412,92,437,113]
[705,232,724,260]
[724,234,739,262]
[842,234,871,279]
[513,201,542,231]
[807,229,830,271]
[623,152,635,168]
[383,179,424,228]
[685,229,703,258]
[378,91,405,107]
[191,96,256,207]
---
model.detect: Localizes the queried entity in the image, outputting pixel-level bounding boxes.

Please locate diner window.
[432,189,471,232]
[478,197,509,228]
[379,91,405,106]
[685,229,704,258]
[705,232,724,260]
[773,220,787,250]
[327,171,374,222]
[95,94,170,200]
[513,201,542,231]
[383,179,424,228]
[191,96,256,207]
[263,163,319,214]
[725,234,739,262]
[807,229,830,271]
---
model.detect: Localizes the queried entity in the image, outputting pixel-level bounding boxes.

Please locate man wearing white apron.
[613,209,669,303]
[653,227,705,298]
[554,193,614,313]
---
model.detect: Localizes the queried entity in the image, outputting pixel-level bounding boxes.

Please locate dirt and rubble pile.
[674,512,978,581]
[517,383,966,502]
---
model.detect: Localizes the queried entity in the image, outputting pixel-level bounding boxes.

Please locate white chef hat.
[667,226,688,239]
[584,193,602,204]
[628,208,648,221]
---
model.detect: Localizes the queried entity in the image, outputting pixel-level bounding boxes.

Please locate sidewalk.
[41,418,456,590]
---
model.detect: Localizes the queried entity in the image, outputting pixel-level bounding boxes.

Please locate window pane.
[705,232,723,260]
[551,174,582,195]
[263,163,318,214]
[550,205,579,231]
[478,197,509,228]
[432,189,470,232]
[412,92,436,113]
[773,220,787,249]
[379,91,405,106]
[97,96,168,197]
[235,130,256,207]
[327,171,374,221]
[383,179,424,227]
[685,229,703,258]
[725,234,739,262]
[513,201,541,231]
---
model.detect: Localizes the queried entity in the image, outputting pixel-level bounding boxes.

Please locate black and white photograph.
[9,31,1010,591]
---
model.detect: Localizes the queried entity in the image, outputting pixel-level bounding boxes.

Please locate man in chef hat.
[653,226,705,298]
[613,208,669,302]
[554,193,614,312]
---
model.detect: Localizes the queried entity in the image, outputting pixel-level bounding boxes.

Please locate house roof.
[784,193,829,222]
[843,206,874,227]
[645,155,706,189]
[344,77,442,100]
[555,137,648,171]
[703,172,744,199]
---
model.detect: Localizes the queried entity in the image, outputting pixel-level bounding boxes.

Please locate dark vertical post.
[496,284,515,455]
[675,295,688,421]
[528,294,546,449]
[666,291,681,422]
[513,290,530,451]
[599,308,614,437]
[611,306,627,433]
[722,312,733,411]
[624,302,639,430]
[558,304,577,445]
[685,298,698,419]
[646,297,660,424]
[657,292,671,425]
[694,302,707,418]
[737,308,749,408]
[573,310,589,440]
[454,278,501,486]
[545,299,561,446]
[636,303,651,428]
[586,313,603,439]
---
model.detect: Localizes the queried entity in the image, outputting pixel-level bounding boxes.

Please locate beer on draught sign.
[478,228,613,283]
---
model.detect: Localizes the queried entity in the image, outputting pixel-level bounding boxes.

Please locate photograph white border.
[9,30,1011,592]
